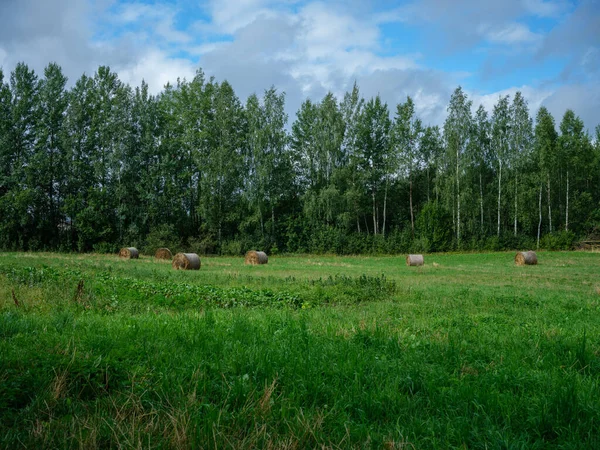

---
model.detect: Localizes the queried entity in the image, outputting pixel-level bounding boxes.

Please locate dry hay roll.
[172,253,201,270]
[119,247,139,259]
[515,251,538,266]
[155,248,173,260]
[245,250,268,265]
[406,254,424,266]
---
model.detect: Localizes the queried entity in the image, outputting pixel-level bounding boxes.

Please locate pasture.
[1,251,599,448]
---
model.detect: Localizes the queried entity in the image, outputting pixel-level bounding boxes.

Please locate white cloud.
[0,0,597,133]
[206,0,283,35]
[542,83,600,129]
[467,81,600,133]
[114,48,196,92]
[111,2,192,44]
[297,2,380,57]
[0,46,7,67]
[478,22,541,45]
[523,0,571,17]
[470,84,553,116]
[581,46,600,76]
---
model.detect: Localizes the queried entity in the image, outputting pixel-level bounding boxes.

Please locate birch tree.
[492,95,510,237]
[509,92,533,236]
[444,87,472,244]
[469,105,491,236]
[392,96,422,238]
[534,107,558,234]
[558,110,587,232]
[355,96,391,235]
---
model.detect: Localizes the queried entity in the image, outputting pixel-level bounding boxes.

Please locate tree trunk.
[49,134,56,246]
[436,168,439,203]
[514,173,518,236]
[409,175,415,238]
[547,173,552,233]
[456,150,461,243]
[451,181,456,239]
[497,161,502,237]
[427,167,431,203]
[218,187,223,247]
[537,183,542,249]
[271,204,275,240]
[372,190,377,235]
[565,170,569,231]
[479,172,484,235]
[382,178,388,237]
[259,203,264,238]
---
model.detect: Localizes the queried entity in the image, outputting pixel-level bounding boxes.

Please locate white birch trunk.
[547,173,552,233]
[409,176,415,238]
[497,160,502,237]
[565,170,569,231]
[382,178,388,237]
[372,191,377,235]
[456,149,461,242]
[271,205,275,238]
[480,172,484,234]
[514,173,518,236]
[537,183,542,249]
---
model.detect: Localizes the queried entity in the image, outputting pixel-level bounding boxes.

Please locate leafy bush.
[187,234,217,255]
[309,274,396,304]
[416,201,452,252]
[143,224,181,255]
[220,239,243,256]
[93,241,118,254]
[541,231,576,250]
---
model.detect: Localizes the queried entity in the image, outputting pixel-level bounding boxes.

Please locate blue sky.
[0,0,598,129]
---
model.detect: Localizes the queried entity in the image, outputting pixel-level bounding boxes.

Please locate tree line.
[1,62,599,254]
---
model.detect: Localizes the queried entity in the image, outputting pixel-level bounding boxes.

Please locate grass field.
[1,251,600,449]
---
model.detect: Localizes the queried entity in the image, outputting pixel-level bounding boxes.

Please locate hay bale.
[245,250,268,265]
[155,248,173,260]
[172,253,200,270]
[406,254,424,266]
[515,251,537,266]
[119,247,139,259]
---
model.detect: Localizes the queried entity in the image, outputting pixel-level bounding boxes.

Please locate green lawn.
[1,251,599,449]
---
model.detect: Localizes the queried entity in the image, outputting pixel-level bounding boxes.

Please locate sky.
[0,0,598,131]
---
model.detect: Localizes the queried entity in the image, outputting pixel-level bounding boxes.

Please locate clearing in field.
[1,251,599,449]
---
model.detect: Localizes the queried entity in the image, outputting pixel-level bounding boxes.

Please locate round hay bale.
[406,254,424,266]
[155,248,173,260]
[119,247,139,259]
[515,251,537,266]
[172,253,200,270]
[245,250,268,265]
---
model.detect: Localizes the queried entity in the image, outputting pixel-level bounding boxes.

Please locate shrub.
[220,239,243,256]
[143,224,181,255]
[93,241,118,254]
[541,231,576,250]
[416,201,452,252]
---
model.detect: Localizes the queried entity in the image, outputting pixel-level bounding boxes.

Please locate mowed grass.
[1,251,600,449]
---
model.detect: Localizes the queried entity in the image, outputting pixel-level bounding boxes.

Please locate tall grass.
[1,252,599,448]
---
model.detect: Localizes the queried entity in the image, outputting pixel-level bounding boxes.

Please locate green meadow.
[1,251,599,449]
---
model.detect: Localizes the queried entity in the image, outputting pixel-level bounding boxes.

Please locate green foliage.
[416,201,452,252]
[0,62,598,254]
[220,239,243,256]
[143,224,181,255]
[540,231,577,250]
[92,241,118,254]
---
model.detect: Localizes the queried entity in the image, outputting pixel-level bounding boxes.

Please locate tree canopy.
[1,63,598,254]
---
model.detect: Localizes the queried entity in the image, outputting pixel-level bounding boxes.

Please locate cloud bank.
[0,0,598,130]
